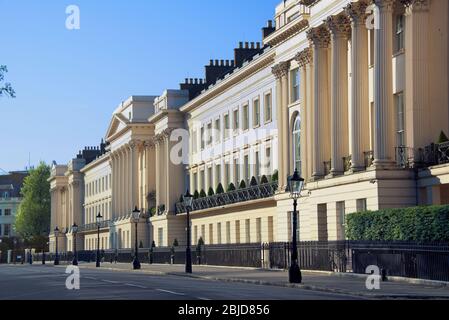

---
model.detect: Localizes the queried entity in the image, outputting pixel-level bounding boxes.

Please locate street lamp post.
[54,227,60,266]
[132,207,141,270]
[183,190,193,274]
[288,169,305,284]
[96,213,103,268]
[71,223,79,266]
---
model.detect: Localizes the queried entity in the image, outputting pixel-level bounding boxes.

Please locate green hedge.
[346,205,449,242]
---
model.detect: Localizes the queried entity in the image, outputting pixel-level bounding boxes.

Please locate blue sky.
[0,0,279,172]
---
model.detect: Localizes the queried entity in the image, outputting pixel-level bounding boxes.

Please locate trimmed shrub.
[208,187,215,197]
[193,190,200,200]
[438,131,449,144]
[227,183,236,192]
[173,239,179,247]
[239,180,247,189]
[346,205,449,242]
[250,176,258,186]
[272,170,279,182]
[199,189,207,198]
[216,183,225,194]
[260,175,269,184]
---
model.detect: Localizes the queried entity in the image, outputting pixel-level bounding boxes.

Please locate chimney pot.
[239,42,243,48]
[210,59,213,65]
[194,78,198,84]
[268,20,273,28]
[215,59,219,66]
[257,42,261,49]
[245,42,249,49]
[251,42,255,49]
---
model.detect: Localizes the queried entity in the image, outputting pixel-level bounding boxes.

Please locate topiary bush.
[173,239,179,247]
[200,189,207,198]
[346,205,449,242]
[239,180,247,189]
[260,175,269,184]
[227,183,236,192]
[250,176,258,186]
[216,183,225,194]
[208,187,215,196]
[272,170,279,182]
[438,131,449,144]
[193,190,200,199]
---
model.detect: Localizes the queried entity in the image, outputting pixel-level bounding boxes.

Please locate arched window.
[292,115,301,174]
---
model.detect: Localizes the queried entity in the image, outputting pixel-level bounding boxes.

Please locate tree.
[208,187,215,196]
[14,162,51,248]
[0,65,15,98]
[239,180,247,189]
[216,183,225,194]
[250,176,258,186]
[227,183,236,192]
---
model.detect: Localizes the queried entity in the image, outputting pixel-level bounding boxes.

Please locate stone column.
[130,140,139,210]
[295,48,313,181]
[326,14,351,176]
[373,0,396,168]
[403,0,431,156]
[305,51,314,180]
[346,0,371,171]
[155,140,161,208]
[307,25,331,179]
[272,61,291,189]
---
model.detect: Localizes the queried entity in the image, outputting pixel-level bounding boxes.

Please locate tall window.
[264,92,272,123]
[201,127,205,150]
[215,164,221,187]
[224,113,230,139]
[291,68,300,102]
[192,130,198,153]
[233,109,239,133]
[292,115,301,173]
[234,159,240,184]
[255,151,260,179]
[243,104,249,131]
[395,15,405,53]
[4,224,11,236]
[395,93,405,147]
[217,223,222,245]
[265,147,272,173]
[200,170,205,191]
[225,162,230,187]
[207,122,213,146]
[4,209,11,216]
[208,167,213,190]
[253,98,260,128]
[244,155,250,183]
[336,201,346,240]
[214,118,221,143]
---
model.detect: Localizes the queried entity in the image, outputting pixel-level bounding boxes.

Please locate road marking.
[102,280,120,284]
[84,277,97,280]
[125,283,147,289]
[197,297,211,300]
[156,289,186,296]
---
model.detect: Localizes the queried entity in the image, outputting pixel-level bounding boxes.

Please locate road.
[0,264,361,300]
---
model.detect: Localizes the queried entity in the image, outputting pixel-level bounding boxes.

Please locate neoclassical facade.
[49,0,449,252]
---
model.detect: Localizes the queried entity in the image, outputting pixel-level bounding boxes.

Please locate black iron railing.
[175,181,278,214]
[33,241,449,281]
[423,142,449,166]
[78,220,111,232]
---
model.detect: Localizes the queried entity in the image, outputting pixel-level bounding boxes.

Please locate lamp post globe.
[71,223,79,266]
[54,227,60,266]
[288,169,304,284]
[132,206,141,270]
[95,213,103,268]
[183,190,194,274]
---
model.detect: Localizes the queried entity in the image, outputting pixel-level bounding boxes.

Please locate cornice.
[180,50,276,114]
[263,16,310,47]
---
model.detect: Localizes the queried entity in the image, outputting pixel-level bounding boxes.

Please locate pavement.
[75,262,449,299]
[0,264,361,300]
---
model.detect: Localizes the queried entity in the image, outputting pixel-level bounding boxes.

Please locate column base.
[372,159,397,170]
[350,166,366,173]
[328,170,344,178]
[310,174,325,182]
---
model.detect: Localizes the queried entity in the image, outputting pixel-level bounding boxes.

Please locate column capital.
[326,14,351,38]
[401,0,430,13]
[294,48,313,67]
[346,0,370,25]
[373,0,396,11]
[271,61,291,80]
[307,25,331,48]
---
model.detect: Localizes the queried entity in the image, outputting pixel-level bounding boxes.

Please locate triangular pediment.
[105,113,129,141]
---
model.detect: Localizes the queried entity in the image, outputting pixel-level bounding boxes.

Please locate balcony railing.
[423,142,449,167]
[78,220,111,233]
[175,181,279,214]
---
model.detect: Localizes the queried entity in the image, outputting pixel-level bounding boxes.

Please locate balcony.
[175,181,279,214]
[423,142,449,167]
[78,220,111,233]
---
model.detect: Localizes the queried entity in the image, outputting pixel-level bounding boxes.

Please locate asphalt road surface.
[0,264,361,300]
